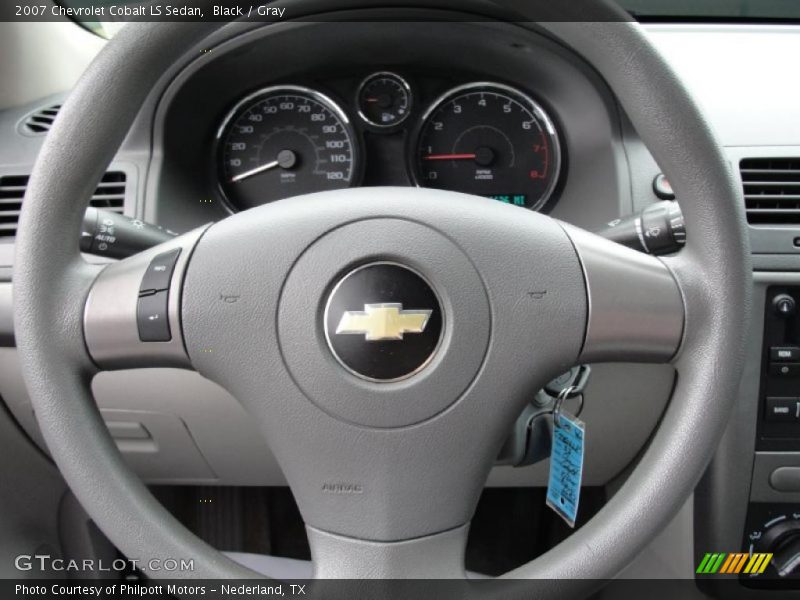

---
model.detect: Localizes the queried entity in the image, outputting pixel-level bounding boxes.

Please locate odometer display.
[413,83,561,210]
[218,86,357,211]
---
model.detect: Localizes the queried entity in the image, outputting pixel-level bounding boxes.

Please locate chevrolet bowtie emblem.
[335,303,432,341]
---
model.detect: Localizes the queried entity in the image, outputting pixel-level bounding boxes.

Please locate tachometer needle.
[422,153,477,161]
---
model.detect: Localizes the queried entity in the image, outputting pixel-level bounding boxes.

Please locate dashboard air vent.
[21,104,62,135]
[740,158,800,225]
[0,171,126,238]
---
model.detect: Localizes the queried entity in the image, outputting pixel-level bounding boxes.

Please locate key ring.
[553,385,583,426]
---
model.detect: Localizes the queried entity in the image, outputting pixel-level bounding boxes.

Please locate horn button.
[324,263,443,382]
[278,218,490,428]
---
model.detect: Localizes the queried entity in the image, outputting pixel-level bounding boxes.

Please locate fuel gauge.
[357,72,412,129]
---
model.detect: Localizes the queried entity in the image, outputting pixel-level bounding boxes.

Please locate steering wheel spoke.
[307,524,469,579]
[562,224,686,364]
[83,226,209,370]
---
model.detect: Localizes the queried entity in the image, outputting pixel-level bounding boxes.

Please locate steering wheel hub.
[323,262,443,382]
[267,212,491,429]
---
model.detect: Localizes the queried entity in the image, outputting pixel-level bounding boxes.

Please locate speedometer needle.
[423,153,477,161]
[231,160,279,183]
[230,149,298,183]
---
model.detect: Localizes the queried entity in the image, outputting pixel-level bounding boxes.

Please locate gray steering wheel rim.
[12,0,750,589]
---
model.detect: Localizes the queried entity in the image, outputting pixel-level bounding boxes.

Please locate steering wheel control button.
[324,263,443,382]
[137,290,171,342]
[136,249,180,341]
[765,397,800,422]
[139,248,181,295]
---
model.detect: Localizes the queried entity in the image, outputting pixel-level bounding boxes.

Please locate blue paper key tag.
[546,411,585,528]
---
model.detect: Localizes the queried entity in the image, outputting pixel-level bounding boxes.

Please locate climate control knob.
[755,518,800,577]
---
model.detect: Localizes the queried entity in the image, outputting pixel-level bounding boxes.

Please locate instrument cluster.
[215,71,563,213]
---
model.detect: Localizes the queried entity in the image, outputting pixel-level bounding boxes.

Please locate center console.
[700,281,800,597]
[694,272,800,598]
[737,287,800,589]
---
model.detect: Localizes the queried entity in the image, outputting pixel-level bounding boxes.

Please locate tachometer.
[413,82,561,211]
[217,85,357,211]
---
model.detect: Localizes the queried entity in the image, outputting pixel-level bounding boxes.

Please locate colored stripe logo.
[696,552,772,574]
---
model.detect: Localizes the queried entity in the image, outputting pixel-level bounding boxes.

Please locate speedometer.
[413,82,561,211]
[217,85,358,211]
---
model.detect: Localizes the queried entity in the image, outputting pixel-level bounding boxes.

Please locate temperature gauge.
[357,72,412,128]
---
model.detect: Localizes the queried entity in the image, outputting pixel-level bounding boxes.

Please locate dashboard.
[149,19,627,236]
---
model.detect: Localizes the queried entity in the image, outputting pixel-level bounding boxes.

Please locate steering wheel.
[13,0,750,593]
